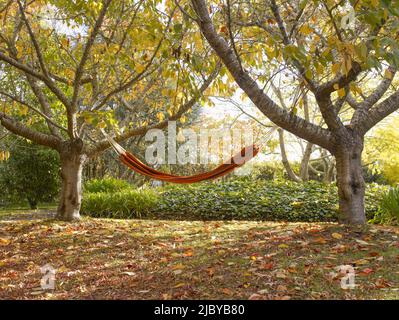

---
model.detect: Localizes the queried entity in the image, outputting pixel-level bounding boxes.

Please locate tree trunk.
[27,197,38,210]
[334,137,366,225]
[278,129,301,182]
[300,142,313,181]
[56,140,86,221]
[323,160,335,184]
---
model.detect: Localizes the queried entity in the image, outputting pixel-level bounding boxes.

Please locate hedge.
[81,177,389,222]
[81,189,158,219]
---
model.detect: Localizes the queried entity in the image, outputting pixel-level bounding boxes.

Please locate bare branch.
[362,65,397,110]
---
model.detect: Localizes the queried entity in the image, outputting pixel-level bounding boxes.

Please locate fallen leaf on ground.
[0,238,10,246]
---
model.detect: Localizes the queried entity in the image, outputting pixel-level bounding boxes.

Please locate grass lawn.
[0,209,398,300]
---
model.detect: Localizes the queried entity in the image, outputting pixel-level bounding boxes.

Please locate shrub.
[371,187,399,224]
[84,177,133,194]
[81,177,387,222]
[81,188,159,219]
[0,138,60,208]
[154,178,387,222]
[252,162,285,180]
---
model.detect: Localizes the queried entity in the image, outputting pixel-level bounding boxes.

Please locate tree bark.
[278,129,301,182]
[56,140,86,221]
[300,142,313,181]
[323,160,335,184]
[27,197,38,210]
[334,135,366,225]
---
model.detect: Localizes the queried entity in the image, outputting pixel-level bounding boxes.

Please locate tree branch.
[92,6,176,111]
[0,112,62,150]
[191,0,334,151]
[0,51,71,111]
[0,89,68,133]
[72,0,112,108]
[357,89,399,134]
[17,0,49,78]
[26,75,64,136]
[86,62,220,157]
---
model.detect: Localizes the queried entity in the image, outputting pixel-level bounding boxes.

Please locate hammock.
[102,128,274,184]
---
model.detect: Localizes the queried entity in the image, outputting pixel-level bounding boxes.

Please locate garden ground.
[0,209,398,300]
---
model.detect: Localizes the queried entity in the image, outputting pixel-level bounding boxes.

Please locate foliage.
[364,117,399,185]
[371,187,399,225]
[0,138,60,208]
[0,0,220,140]
[156,178,386,221]
[84,177,133,194]
[251,162,286,180]
[82,177,388,222]
[362,166,388,185]
[81,188,158,219]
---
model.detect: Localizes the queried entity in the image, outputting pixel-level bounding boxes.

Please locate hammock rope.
[101,127,276,184]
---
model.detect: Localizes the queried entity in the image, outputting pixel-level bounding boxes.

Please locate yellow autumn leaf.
[135,63,146,73]
[315,63,324,75]
[172,263,185,270]
[332,63,341,75]
[299,24,313,35]
[337,88,346,98]
[332,232,343,239]
[350,83,363,96]
[0,238,11,246]
[156,112,165,122]
[384,69,393,80]
[371,0,379,7]
[20,106,29,116]
[354,259,369,265]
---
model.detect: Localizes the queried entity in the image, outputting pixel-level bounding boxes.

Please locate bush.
[81,177,388,222]
[154,178,387,222]
[84,177,133,194]
[81,188,159,219]
[0,138,60,208]
[252,162,285,180]
[371,187,399,225]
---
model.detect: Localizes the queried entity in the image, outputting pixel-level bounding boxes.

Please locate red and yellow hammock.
[103,131,260,184]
